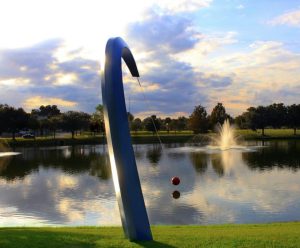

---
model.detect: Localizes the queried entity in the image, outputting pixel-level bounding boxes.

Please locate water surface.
[0,141,299,226]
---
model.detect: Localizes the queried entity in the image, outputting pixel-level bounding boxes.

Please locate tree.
[164,117,172,133]
[131,118,142,133]
[246,106,269,135]
[31,105,61,137]
[188,105,209,134]
[267,103,287,128]
[27,115,39,136]
[0,104,29,139]
[90,104,105,136]
[234,114,247,129]
[210,103,228,127]
[177,116,188,131]
[93,104,104,123]
[32,105,61,117]
[48,115,62,139]
[127,112,134,130]
[287,104,300,135]
[61,111,91,138]
[143,115,161,135]
[169,119,179,134]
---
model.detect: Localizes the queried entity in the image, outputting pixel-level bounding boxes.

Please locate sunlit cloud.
[154,0,212,14]
[0,78,31,87]
[24,96,77,110]
[54,73,78,86]
[269,9,300,27]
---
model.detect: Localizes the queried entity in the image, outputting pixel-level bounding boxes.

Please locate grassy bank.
[1,129,300,147]
[0,134,194,147]
[0,222,299,247]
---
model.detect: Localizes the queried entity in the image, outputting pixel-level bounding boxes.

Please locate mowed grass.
[0,222,300,248]
[236,128,300,138]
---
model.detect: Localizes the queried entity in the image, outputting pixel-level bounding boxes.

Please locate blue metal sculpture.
[101,37,153,241]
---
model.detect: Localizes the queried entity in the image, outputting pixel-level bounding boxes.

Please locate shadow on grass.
[133,240,176,248]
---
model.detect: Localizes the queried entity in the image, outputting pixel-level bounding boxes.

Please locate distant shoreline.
[1,129,300,148]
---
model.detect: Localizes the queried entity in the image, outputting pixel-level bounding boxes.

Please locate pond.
[0,141,300,226]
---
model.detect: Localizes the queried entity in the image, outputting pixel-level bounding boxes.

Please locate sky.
[0,0,299,118]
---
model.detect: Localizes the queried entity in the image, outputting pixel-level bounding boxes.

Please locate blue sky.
[0,0,299,117]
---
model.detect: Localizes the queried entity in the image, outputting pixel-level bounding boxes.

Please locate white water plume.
[216,119,237,150]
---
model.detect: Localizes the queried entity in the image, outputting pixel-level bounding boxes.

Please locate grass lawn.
[0,222,300,248]
[236,129,300,139]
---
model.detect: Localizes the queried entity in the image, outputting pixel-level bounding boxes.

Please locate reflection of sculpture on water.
[243,141,300,171]
[0,142,20,157]
[0,146,111,182]
[146,144,162,165]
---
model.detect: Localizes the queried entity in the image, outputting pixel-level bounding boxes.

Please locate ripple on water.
[168,145,264,154]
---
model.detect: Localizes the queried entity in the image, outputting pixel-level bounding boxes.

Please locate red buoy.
[171,176,180,185]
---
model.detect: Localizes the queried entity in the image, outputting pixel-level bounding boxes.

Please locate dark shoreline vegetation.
[0,222,300,248]
[1,129,300,147]
[1,102,300,142]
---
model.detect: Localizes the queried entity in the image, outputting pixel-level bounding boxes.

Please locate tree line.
[1,102,300,139]
[188,103,300,135]
[235,103,300,135]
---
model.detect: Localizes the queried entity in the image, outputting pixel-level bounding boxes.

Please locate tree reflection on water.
[0,146,111,182]
[243,141,300,171]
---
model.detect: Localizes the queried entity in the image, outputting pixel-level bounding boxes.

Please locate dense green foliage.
[235,103,300,135]
[210,102,232,126]
[188,105,209,133]
[0,222,299,248]
[0,104,28,140]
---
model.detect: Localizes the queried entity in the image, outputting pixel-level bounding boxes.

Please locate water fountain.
[171,119,260,154]
[216,119,237,150]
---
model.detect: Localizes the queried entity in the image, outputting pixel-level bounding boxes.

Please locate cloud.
[154,0,212,14]
[24,96,77,110]
[269,9,300,27]
[202,74,233,88]
[0,78,31,87]
[186,40,300,115]
[124,11,240,117]
[126,11,201,53]
[252,85,300,106]
[0,39,101,113]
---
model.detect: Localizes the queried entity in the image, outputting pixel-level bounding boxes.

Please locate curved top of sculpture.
[105,37,139,78]
[102,37,152,241]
